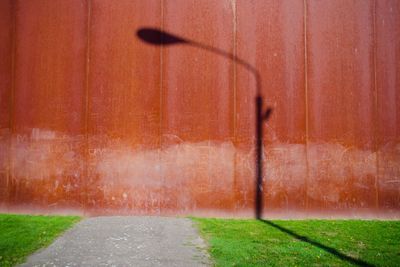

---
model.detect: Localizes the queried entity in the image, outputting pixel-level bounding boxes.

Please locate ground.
[0,214,80,266]
[193,218,400,266]
[20,216,210,267]
[1,214,400,266]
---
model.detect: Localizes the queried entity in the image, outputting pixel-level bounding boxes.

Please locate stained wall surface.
[0,0,399,217]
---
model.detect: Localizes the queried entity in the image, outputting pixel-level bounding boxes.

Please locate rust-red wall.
[0,0,399,217]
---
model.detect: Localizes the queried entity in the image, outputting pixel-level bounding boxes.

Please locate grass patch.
[0,214,80,266]
[192,218,400,266]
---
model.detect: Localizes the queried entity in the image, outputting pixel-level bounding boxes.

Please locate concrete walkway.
[21,216,211,267]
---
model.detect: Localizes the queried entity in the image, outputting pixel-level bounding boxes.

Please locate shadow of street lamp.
[137,27,272,219]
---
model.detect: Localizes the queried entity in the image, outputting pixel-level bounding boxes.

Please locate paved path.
[21,216,211,267]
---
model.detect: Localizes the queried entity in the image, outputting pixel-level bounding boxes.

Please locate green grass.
[192,218,400,266]
[0,214,81,267]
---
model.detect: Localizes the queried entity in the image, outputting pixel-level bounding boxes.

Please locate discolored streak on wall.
[0,0,399,218]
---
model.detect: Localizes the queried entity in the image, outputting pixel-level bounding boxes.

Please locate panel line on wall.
[160,0,165,214]
[303,0,310,213]
[83,0,92,215]
[372,0,380,209]
[7,0,17,209]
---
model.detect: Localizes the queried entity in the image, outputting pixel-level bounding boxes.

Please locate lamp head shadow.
[137,28,188,46]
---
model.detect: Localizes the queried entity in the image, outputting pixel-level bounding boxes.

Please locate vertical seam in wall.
[232,0,238,210]
[372,0,380,209]
[83,0,92,215]
[159,0,164,215]
[7,0,17,209]
[232,0,237,141]
[303,0,310,213]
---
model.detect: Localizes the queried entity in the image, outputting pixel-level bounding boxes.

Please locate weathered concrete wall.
[0,0,399,217]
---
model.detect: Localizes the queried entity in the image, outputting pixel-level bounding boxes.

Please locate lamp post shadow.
[261,220,375,267]
[137,27,272,219]
[136,27,375,267]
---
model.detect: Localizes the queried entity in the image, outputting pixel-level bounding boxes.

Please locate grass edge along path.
[192,217,400,266]
[0,214,81,267]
